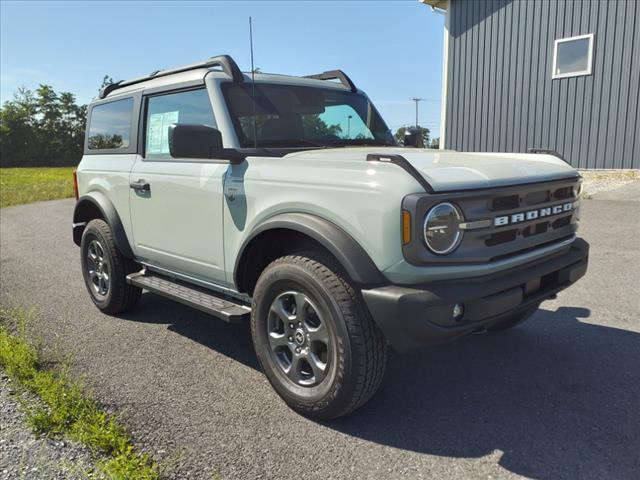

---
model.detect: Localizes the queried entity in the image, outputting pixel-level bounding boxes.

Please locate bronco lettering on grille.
[494,202,574,227]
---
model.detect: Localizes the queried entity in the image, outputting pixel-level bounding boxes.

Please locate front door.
[129,87,228,284]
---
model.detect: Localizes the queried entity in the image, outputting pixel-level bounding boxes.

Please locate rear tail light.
[72,169,79,200]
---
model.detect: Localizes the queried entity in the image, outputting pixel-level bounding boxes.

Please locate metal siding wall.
[445,0,640,169]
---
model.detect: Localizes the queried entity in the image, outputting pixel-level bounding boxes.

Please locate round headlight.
[423,202,463,254]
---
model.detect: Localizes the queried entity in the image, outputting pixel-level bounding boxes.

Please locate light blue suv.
[72,55,589,418]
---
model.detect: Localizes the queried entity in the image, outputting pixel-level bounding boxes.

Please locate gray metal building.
[424,0,640,169]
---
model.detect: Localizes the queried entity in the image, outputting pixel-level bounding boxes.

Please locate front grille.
[402,176,582,266]
[491,184,575,211]
[492,195,519,211]
[552,215,572,229]
[486,229,518,247]
[554,186,574,200]
[522,222,549,238]
[524,190,550,205]
[486,211,572,247]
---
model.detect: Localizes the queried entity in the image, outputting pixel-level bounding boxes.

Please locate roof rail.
[304,70,357,92]
[98,54,244,99]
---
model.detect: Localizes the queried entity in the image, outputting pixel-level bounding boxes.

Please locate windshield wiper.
[257,139,329,148]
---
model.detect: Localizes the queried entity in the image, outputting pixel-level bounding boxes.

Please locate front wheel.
[251,254,387,419]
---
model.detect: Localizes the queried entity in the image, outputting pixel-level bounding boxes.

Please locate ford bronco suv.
[73,55,589,419]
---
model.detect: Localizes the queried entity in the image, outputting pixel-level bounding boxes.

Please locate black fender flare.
[72,192,134,258]
[233,212,387,289]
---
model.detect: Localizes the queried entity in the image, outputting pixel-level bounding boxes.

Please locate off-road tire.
[80,219,141,314]
[487,307,537,331]
[251,253,387,419]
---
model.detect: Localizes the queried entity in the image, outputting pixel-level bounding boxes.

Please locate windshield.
[222,83,395,148]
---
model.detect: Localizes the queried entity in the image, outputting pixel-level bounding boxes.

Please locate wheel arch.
[234,213,387,295]
[73,192,134,258]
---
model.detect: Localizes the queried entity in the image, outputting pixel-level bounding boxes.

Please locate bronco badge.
[494,202,574,227]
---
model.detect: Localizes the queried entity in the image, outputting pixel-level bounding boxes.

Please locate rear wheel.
[80,219,141,314]
[251,254,387,419]
[487,307,537,331]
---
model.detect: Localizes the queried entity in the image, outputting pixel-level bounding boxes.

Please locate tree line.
[1,80,439,167]
[0,85,87,167]
[394,126,439,149]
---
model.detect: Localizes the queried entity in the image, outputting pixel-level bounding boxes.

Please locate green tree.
[237,113,342,145]
[302,114,342,139]
[0,88,38,166]
[87,133,123,150]
[101,75,115,88]
[0,85,87,167]
[394,126,430,147]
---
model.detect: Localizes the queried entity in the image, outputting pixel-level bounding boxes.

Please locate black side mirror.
[403,127,422,148]
[168,124,244,163]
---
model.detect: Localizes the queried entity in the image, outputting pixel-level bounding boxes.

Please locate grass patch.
[0,167,75,208]
[0,305,160,480]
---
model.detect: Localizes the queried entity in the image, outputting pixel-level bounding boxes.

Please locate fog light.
[453,303,465,322]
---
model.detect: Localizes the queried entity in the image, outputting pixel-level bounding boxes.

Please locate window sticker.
[147,110,179,154]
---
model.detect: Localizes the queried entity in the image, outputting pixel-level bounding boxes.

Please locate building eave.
[419,0,448,11]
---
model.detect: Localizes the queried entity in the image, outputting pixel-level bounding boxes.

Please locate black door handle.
[130,179,150,192]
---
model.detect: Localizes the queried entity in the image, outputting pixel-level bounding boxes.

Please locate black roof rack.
[98,54,244,99]
[304,70,357,92]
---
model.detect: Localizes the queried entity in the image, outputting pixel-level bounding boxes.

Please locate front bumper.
[361,238,589,353]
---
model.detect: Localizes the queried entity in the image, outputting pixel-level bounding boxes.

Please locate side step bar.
[126,271,251,323]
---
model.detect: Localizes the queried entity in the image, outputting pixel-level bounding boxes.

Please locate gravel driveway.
[1,184,639,480]
[0,374,97,480]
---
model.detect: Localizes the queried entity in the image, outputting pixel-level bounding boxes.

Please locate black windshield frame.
[221,82,395,149]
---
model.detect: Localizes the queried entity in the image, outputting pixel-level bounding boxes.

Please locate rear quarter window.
[87,98,134,150]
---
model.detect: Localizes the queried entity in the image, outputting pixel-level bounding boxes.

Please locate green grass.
[0,167,75,208]
[0,305,160,480]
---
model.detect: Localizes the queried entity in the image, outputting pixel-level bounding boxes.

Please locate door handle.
[130,179,150,192]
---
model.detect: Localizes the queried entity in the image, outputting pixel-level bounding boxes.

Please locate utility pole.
[411,97,424,129]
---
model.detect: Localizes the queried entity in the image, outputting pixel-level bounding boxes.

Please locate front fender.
[233,212,387,289]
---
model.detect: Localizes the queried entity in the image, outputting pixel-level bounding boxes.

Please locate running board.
[126,271,250,323]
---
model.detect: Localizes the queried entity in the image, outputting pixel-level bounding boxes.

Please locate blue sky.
[0,1,445,138]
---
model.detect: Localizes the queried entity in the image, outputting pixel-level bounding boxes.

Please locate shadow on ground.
[121,295,640,479]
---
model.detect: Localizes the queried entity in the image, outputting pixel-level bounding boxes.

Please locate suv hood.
[286,147,579,192]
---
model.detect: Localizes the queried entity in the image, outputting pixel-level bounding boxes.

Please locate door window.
[145,88,216,158]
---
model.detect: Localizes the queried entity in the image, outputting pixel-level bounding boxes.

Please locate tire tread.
[254,253,387,418]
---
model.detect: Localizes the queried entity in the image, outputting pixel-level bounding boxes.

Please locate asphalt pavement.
[1,184,638,479]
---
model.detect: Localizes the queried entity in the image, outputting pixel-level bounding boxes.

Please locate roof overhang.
[419,0,448,11]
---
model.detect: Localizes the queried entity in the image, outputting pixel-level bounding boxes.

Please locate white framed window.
[552,33,594,79]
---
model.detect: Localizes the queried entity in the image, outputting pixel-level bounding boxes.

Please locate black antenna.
[249,16,258,149]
